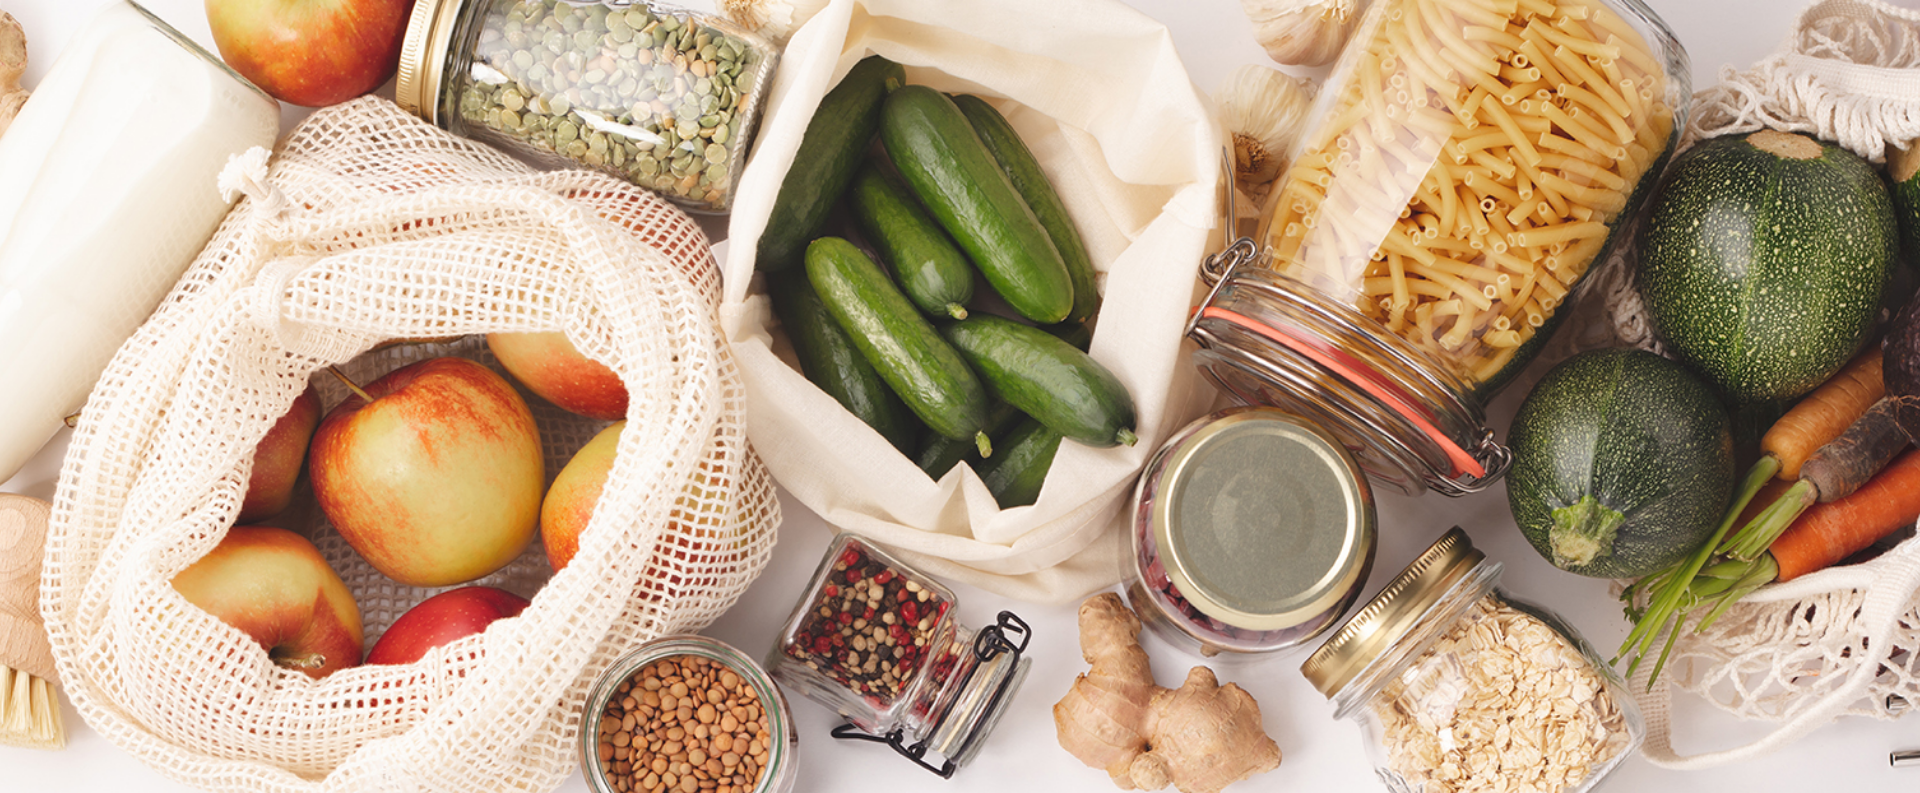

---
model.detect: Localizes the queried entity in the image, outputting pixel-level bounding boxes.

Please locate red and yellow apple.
[204,0,417,107]
[487,331,629,421]
[364,585,530,665]
[310,357,544,588]
[237,384,322,523]
[171,525,363,679]
[541,423,743,589]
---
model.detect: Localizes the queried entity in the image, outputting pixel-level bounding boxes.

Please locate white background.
[5,0,1920,791]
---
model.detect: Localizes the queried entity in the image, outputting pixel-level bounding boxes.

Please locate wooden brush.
[0,494,63,749]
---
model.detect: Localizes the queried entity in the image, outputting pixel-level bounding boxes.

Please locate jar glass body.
[1331,562,1642,793]
[1191,0,1689,496]
[428,0,776,212]
[581,635,798,793]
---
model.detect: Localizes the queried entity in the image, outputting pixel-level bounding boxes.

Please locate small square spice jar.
[767,534,1032,777]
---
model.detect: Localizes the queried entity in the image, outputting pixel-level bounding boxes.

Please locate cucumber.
[1506,348,1734,579]
[848,163,975,320]
[1043,320,1093,352]
[978,418,1064,508]
[940,315,1136,447]
[953,93,1101,324]
[1637,130,1897,403]
[881,85,1075,323]
[766,269,920,453]
[756,56,906,271]
[917,402,1022,478]
[805,237,991,445]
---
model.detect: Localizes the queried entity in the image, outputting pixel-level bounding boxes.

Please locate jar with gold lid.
[395,0,778,212]
[1189,0,1689,495]
[1302,528,1642,793]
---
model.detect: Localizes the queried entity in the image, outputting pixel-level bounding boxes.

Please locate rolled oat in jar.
[1303,528,1642,793]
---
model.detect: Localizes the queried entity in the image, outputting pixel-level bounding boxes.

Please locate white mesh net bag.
[1535,0,1920,768]
[40,96,780,792]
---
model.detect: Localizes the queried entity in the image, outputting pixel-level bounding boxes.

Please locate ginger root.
[0,12,26,138]
[1053,593,1281,793]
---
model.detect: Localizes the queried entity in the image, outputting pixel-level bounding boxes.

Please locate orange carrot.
[1771,446,1920,581]
[1761,344,1883,480]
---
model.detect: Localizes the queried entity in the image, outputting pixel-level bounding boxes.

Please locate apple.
[204,0,417,108]
[364,585,530,665]
[310,357,545,587]
[171,525,364,679]
[487,331,629,421]
[237,384,322,523]
[541,422,741,583]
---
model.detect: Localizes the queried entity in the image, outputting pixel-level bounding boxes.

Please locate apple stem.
[270,648,327,670]
[326,365,376,404]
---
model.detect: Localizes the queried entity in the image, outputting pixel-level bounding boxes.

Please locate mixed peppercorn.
[781,541,952,709]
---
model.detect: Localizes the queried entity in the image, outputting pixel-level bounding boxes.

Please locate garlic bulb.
[1238,0,1368,67]
[719,0,831,43]
[1215,64,1316,222]
[0,12,27,138]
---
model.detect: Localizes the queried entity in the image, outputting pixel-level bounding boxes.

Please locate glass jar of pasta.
[1189,0,1688,495]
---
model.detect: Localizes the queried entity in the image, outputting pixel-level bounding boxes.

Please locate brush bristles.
[0,662,65,749]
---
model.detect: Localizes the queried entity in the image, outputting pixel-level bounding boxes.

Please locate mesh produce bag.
[40,97,779,792]
[1535,0,1920,767]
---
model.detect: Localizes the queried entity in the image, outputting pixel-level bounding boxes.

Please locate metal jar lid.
[395,0,464,123]
[1150,408,1375,633]
[1300,527,1485,697]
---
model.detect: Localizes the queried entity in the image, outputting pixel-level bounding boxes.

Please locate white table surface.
[7,0,1920,791]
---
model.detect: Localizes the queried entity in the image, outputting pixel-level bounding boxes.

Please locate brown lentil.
[597,654,771,793]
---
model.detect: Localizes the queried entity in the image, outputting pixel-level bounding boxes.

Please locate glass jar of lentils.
[768,533,1033,777]
[395,0,778,212]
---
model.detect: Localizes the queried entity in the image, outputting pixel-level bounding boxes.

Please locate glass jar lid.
[395,0,463,123]
[1300,527,1484,697]
[1151,408,1374,633]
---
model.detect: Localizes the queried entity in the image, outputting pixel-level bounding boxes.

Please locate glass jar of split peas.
[1188,0,1689,496]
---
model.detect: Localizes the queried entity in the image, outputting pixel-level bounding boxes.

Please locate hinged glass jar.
[396,0,777,212]
[582,635,799,793]
[768,533,1032,778]
[1302,528,1642,793]
[1189,0,1689,496]
[1127,407,1375,658]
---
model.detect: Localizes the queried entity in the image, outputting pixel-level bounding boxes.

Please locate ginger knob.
[1053,593,1282,793]
[0,12,26,137]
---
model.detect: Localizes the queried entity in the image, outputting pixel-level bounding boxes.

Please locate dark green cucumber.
[881,85,1074,323]
[756,56,906,271]
[979,418,1064,508]
[940,315,1136,447]
[805,237,991,445]
[917,402,1022,478]
[848,163,975,320]
[1506,348,1734,578]
[953,94,1100,324]
[1637,129,1896,403]
[766,269,920,452]
[1043,320,1093,352]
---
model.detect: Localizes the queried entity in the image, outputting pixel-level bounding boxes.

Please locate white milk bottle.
[0,1,279,481]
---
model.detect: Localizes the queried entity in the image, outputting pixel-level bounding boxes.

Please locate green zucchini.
[881,85,1074,323]
[978,418,1064,508]
[1636,129,1897,403]
[756,56,906,271]
[848,163,975,320]
[1506,348,1734,578]
[953,93,1100,324]
[766,269,920,453]
[939,315,1136,447]
[1891,143,1920,263]
[805,237,991,446]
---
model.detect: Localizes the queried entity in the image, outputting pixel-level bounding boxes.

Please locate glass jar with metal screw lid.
[396,0,778,212]
[1302,528,1642,793]
[1187,0,1689,496]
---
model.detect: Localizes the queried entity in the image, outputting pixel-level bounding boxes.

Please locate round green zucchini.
[1506,348,1734,579]
[1636,130,1897,404]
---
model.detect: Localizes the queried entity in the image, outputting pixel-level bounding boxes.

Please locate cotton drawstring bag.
[1540,0,1920,768]
[40,97,780,793]
[719,0,1223,604]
